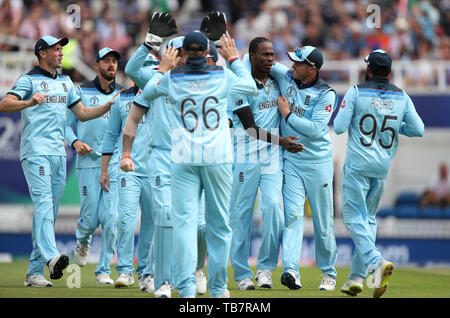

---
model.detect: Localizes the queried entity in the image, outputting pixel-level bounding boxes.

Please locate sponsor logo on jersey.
[90,96,99,105]
[304,95,311,105]
[286,85,296,98]
[62,83,68,92]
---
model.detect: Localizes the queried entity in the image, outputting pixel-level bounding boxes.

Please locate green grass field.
[1,262,450,298]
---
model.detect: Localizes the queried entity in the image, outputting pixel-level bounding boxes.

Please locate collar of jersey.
[186,56,207,69]
[367,77,389,83]
[34,66,58,79]
[93,76,117,95]
[295,74,320,90]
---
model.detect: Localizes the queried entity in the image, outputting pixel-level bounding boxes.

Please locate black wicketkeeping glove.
[144,12,178,52]
[200,11,227,47]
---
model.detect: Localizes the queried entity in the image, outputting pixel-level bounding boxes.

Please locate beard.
[100,68,115,81]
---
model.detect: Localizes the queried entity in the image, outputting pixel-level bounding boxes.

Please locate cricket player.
[126,29,257,298]
[0,36,119,287]
[267,46,339,291]
[334,49,424,298]
[229,37,304,291]
[100,84,154,290]
[65,48,123,285]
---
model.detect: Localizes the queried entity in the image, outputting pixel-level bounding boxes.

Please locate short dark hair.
[249,37,271,55]
[369,65,391,77]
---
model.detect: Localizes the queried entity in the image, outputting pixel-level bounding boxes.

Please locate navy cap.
[206,44,218,63]
[364,49,392,70]
[183,31,209,52]
[287,46,323,69]
[34,35,69,57]
[95,47,121,62]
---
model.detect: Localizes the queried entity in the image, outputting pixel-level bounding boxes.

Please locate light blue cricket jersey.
[7,66,81,161]
[269,61,338,164]
[65,76,124,169]
[230,62,281,163]
[334,77,425,178]
[142,56,257,166]
[102,86,151,177]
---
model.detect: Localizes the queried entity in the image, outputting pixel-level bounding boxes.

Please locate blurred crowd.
[0,0,449,86]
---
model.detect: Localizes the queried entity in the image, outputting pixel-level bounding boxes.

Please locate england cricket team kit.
[8,66,80,276]
[142,32,257,297]
[229,64,284,283]
[269,57,338,281]
[102,86,154,280]
[65,77,123,277]
[334,77,424,280]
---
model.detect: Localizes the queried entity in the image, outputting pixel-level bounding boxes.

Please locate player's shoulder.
[171,64,224,76]
[357,79,403,93]
[119,86,138,97]
[79,80,96,89]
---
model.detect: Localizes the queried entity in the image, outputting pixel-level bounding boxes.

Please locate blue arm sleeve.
[67,79,81,108]
[226,60,257,96]
[142,72,168,101]
[102,96,122,154]
[125,45,159,90]
[269,62,290,87]
[399,93,425,137]
[7,75,33,100]
[286,90,337,138]
[65,108,79,146]
[333,86,357,135]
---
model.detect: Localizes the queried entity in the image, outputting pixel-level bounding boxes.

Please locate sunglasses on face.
[295,48,315,66]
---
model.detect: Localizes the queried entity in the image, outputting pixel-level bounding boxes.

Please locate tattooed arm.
[120,103,147,172]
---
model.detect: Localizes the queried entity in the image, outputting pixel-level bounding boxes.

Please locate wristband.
[228,56,239,64]
[121,155,131,160]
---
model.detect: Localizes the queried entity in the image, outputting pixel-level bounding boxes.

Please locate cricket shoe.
[138,274,155,292]
[195,269,207,295]
[372,259,394,298]
[48,253,69,280]
[237,278,255,290]
[211,289,230,298]
[96,273,114,285]
[319,274,336,291]
[73,240,89,266]
[154,283,172,298]
[255,269,273,288]
[281,270,302,290]
[115,273,135,288]
[341,277,364,296]
[24,274,53,287]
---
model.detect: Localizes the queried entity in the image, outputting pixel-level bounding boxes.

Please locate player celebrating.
[131,29,257,298]
[65,48,123,285]
[229,37,303,291]
[0,36,119,287]
[268,46,339,291]
[334,49,424,298]
[100,82,154,290]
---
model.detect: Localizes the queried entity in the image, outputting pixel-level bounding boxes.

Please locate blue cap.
[287,46,323,69]
[206,44,218,63]
[183,31,209,52]
[364,49,392,70]
[166,36,185,50]
[34,35,69,57]
[95,47,121,62]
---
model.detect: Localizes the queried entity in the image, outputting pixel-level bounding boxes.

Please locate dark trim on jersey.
[171,56,223,75]
[253,74,276,89]
[102,153,113,156]
[5,92,22,100]
[68,98,81,109]
[233,106,273,143]
[285,111,294,122]
[357,77,403,93]
[71,139,79,149]
[120,86,139,96]
[80,76,123,95]
[26,66,58,79]
[133,101,148,109]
